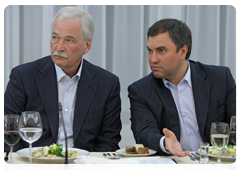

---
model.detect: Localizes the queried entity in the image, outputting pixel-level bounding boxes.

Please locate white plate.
[199,146,236,162]
[116,148,157,157]
[17,147,89,163]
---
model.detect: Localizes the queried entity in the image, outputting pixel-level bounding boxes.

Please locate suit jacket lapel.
[73,59,98,144]
[35,57,59,142]
[155,77,181,141]
[190,61,211,141]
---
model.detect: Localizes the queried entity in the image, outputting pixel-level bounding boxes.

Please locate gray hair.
[52,6,94,42]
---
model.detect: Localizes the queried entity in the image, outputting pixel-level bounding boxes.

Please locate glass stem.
[9,146,13,162]
[29,143,32,164]
[217,149,221,164]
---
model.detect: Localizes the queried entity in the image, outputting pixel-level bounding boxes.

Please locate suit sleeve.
[4,67,26,151]
[225,67,236,123]
[128,84,170,155]
[94,77,122,151]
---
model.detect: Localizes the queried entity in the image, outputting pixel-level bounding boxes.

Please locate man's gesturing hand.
[163,128,190,157]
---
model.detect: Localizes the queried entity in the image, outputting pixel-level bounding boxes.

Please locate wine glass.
[210,122,229,164]
[230,115,238,165]
[4,114,21,162]
[230,115,236,145]
[19,111,43,164]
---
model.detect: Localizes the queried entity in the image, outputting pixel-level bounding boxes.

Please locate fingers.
[163,128,170,137]
[163,128,176,140]
[180,151,190,157]
[162,128,168,134]
[163,128,190,157]
[172,150,190,157]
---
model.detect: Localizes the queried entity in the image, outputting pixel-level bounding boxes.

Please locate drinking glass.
[230,115,236,145]
[19,111,43,164]
[4,114,21,162]
[210,122,229,164]
[229,115,238,166]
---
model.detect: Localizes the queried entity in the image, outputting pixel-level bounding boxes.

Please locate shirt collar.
[163,61,192,88]
[55,59,83,82]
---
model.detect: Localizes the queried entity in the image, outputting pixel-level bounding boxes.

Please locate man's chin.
[152,72,164,79]
[52,59,65,68]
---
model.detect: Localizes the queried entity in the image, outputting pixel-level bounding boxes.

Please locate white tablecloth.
[4,152,236,170]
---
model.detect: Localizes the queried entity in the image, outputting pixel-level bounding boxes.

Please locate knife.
[188,154,196,160]
[191,153,200,160]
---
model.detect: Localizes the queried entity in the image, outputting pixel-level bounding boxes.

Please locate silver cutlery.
[188,154,196,161]
[195,151,200,156]
[107,153,114,159]
[112,153,120,159]
[191,153,200,160]
[4,151,9,162]
[103,153,108,158]
[103,153,119,159]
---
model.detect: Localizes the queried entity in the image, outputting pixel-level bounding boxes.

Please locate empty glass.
[19,111,43,164]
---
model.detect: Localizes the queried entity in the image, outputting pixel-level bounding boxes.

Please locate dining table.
[4,152,237,170]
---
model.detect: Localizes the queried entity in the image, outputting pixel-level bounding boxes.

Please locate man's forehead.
[147,32,177,51]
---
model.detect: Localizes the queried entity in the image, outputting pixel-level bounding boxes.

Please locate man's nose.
[56,39,65,51]
[149,52,159,63]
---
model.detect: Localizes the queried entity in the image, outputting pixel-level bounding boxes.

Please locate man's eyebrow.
[52,31,59,35]
[146,46,152,50]
[66,35,77,41]
[52,32,77,41]
[156,46,167,50]
[146,46,167,50]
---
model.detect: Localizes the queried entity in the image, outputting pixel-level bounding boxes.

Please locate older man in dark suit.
[4,6,121,152]
[128,18,236,156]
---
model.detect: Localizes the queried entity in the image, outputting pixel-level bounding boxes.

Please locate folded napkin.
[74,156,141,170]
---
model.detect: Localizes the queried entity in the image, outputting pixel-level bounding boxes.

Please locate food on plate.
[32,143,79,159]
[125,146,137,154]
[134,144,144,151]
[125,144,149,154]
[208,147,236,158]
[138,147,149,154]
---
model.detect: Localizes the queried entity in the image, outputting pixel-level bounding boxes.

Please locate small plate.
[199,146,236,162]
[116,148,157,157]
[17,147,89,163]
[209,152,236,162]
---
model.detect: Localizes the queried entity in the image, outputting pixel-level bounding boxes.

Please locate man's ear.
[83,39,92,54]
[180,45,188,59]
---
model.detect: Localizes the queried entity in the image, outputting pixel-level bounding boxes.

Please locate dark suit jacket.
[128,60,236,155]
[4,55,122,152]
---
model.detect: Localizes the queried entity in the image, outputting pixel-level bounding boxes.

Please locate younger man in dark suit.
[128,18,235,156]
[5,6,122,152]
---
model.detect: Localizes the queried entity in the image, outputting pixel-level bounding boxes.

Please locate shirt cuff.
[160,136,171,153]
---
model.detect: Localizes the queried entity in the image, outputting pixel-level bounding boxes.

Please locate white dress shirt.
[160,62,203,152]
[55,61,83,147]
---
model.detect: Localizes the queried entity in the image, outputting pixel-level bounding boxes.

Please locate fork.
[112,153,120,159]
[103,153,119,159]
[107,153,114,159]
[188,154,196,161]
[191,153,200,160]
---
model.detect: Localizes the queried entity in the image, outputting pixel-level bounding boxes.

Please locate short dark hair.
[147,18,192,60]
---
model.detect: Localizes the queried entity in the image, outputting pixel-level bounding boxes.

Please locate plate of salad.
[207,146,236,162]
[17,144,89,163]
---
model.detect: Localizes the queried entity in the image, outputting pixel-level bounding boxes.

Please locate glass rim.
[21,111,40,114]
[200,142,210,146]
[4,114,20,118]
[211,122,229,125]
